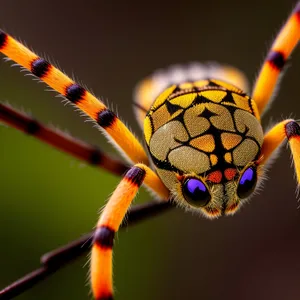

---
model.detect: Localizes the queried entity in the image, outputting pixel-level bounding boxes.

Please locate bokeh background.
[0,0,300,299]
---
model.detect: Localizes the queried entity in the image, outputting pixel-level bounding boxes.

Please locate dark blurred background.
[0,0,300,299]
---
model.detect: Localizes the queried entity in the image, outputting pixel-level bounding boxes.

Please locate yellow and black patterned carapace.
[141,71,263,218]
[0,2,300,300]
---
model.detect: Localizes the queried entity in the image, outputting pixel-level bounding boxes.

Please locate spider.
[0,2,300,300]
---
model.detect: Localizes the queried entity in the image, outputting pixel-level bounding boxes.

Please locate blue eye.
[182,178,211,207]
[237,167,257,198]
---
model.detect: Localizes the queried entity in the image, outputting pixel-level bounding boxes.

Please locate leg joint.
[88,149,103,165]
[0,30,8,50]
[97,296,113,300]
[97,109,117,128]
[285,120,300,140]
[31,58,52,78]
[125,166,146,187]
[65,83,86,104]
[293,2,300,21]
[26,120,41,135]
[93,226,115,249]
[266,51,286,70]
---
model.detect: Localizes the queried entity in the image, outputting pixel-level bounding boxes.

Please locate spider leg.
[91,164,169,299]
[0,200,173,300]
[252,2,300,115]
[0,30,148,165]
[0,103,128,176]
[260,119,300,184]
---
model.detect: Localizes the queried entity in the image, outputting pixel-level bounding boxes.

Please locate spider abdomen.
[144,79,264,216]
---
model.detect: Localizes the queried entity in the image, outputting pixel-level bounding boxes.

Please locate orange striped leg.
[0,103,128,176]
[260,119,300,184]
[91,164,169,300]
[252,2,300,115]
[0,30,148,165]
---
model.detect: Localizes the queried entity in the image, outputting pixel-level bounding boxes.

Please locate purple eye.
[182,178,211,207]
[237,167,257,199]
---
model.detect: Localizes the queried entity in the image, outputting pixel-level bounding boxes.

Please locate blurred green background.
[0,0,300,299]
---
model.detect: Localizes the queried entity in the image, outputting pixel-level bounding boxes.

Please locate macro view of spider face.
[0,1,300,300]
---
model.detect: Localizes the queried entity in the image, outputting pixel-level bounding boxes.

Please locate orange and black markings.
[31,58,52,78]
[285,121,300,184]
[285,121,300,140]
[266,51,286,71]
[0,29,149,165]
[0,2,299,298]
[93,226,115,249]
[91,165,147,300]
[97,109,117,128]
[65,83,87,104]
[252,2,300,114]
[124,166,146,186]
[0,30,7,49]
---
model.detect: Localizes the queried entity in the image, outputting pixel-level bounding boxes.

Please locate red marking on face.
[207,170,222,183]
[226,202,238,212]
[224,168,237,181]
[176,173,184,181]
[204,207,220,216]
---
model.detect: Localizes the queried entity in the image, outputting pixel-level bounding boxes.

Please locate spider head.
[179,164,259,218]
[155,162,261,218]
[144,82,264,218]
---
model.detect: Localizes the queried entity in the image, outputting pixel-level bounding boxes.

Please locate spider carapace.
[138,66,263,218]
[0,2,300,300]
